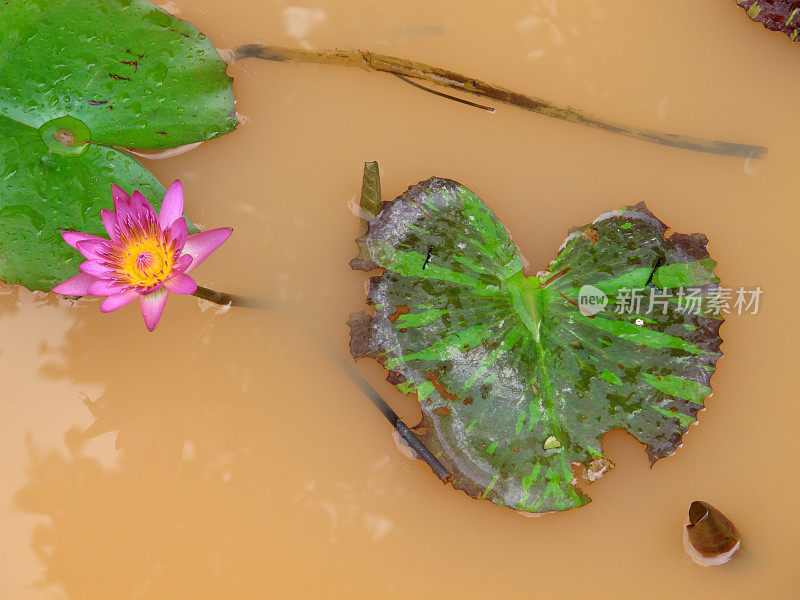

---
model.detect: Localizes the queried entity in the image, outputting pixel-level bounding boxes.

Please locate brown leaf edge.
[736,0,800,41]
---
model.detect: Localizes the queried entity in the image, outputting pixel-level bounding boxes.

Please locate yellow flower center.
[117,237,175,288]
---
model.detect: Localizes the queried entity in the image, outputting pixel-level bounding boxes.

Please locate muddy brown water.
[1,1,798,597]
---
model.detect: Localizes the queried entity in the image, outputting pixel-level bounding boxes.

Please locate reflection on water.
[283,7,327,49]
[3,290,428,597]
[2,0,800,597]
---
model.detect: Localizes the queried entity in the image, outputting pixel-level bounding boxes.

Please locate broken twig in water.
[233,44,766,159]
[391,73,495,112]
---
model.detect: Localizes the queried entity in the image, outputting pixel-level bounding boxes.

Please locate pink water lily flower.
[52,180,232,331]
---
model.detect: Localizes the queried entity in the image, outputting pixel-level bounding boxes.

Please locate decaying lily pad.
[736,0,800,41]
[349,176,723,513]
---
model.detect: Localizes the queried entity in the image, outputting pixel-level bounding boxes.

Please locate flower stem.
[192,285,271,309]
[232,44,766,159]
[192,285,236,305]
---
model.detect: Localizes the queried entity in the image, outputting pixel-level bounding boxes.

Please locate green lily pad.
[0,0,236,148]
[0,114,165,291]
[0,0,236,290]
[349,177,723,513]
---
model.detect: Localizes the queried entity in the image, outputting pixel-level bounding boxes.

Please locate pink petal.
[172,253,193,273]
[166,217,188,250]
[101,209,120,242]
[164,273,197,295]
[79,260,115,278]
[111,184,131,205]
[139,288,168,331]
[183,228,232,273]
[52,273,98,296]
[113,191,132,220]
[159,180,184,229]
[75,238,111,260]
[130,191,157,223]
[100,289,139,313]
[62,230,107,250]
[88,279,127,296]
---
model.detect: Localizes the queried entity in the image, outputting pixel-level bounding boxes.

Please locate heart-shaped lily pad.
[0,0,236,291]
[349,177,723,513]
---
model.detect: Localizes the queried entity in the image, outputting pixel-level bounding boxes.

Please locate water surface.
[1,1,798,597]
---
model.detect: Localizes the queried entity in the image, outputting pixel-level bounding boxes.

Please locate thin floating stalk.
[325,349,453,484]
[390,73,495,113]
[233,44,766,159]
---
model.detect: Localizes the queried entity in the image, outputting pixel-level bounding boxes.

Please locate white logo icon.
[577,285,608,316]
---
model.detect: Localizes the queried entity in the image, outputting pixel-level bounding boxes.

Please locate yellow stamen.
[116,236,175,288]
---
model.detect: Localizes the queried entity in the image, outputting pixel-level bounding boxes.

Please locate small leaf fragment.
[543,436,561,450]
[350,161,383,270]
[685,500,741,566]
[359,161,382,220]
[585,457,614,482]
